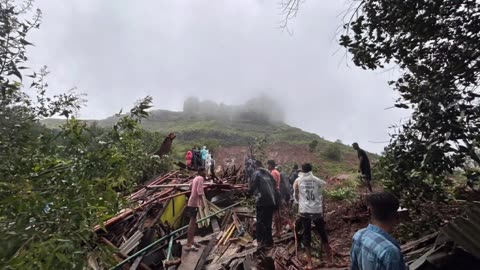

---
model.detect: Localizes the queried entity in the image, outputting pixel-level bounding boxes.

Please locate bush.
[324,176,359,201]
[325,143,342,161]
[309,140,319,152]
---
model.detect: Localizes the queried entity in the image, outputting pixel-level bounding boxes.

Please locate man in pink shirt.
[185,168,206,251]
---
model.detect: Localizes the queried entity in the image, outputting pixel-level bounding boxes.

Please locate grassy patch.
[324,175,360,201]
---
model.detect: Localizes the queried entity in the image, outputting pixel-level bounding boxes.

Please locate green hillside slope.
[41,109,372,176]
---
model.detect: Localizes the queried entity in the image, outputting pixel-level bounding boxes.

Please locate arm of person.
[382,247,407,270]
[294,179,299,203]
[350,241,359,270]
[248,172,258,195]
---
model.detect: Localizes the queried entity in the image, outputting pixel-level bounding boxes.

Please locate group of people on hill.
[185,146,215,175]
[185,143,405,269]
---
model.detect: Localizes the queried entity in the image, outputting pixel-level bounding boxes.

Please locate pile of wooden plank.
[89,170,248,270]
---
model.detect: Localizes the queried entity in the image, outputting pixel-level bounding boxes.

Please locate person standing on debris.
[200,146,208,167]
[293,163,332,270]
[350,192,406,270]
[267,160,283,238]
[289,164,300,202]
[192,147,200,170]
[210,155,219,182]
[249,160,278,249]
[352,142,373,192]
[205,152,212,176]
[185,168,206,251]
[186,149,193,168]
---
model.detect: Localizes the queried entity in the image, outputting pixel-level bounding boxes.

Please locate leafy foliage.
[340,0,480,209]
[325,141,343,161]
[0,2,170,268]
[324,177,359,201]
[248,136,269,164]
[308,139,318,152]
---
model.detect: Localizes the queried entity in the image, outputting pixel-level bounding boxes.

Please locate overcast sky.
[28,0,409,153]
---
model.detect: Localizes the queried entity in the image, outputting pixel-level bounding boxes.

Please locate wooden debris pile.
[91,170,248,270]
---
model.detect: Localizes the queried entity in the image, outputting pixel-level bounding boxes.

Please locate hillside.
[42,109,367,177]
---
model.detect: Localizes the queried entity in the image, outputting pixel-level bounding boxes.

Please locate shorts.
[295,214,328,248]
[185,206,198,219]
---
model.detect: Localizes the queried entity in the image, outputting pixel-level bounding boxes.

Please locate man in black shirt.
[249,160,278,249]
[353,143,372,192]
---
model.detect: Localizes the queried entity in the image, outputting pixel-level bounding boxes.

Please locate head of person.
[366,192,400,232]
[198,167,206,177]
[293,164,299,171]
[352,142,360,150]
[267,160,276,170]
[301,163,313,173]
[254,160,263,169]
[203,146,206,150]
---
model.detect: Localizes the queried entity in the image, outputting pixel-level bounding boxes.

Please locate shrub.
[325,143,342,161]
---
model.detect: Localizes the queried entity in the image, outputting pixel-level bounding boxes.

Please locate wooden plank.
[211,217,220,233]
[177,245,205,270]
[194,235,217,270]
[243,254,254,270]
[129,256,143,270]
[179,235,215,246]
[205,247,256,270]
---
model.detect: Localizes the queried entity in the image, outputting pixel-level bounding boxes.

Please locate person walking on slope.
[267,160,283,238]
[249,160,278,249]
[352,142,373,192]
[184,168,206,251]
[293,163,332,270]
[350,192,406,270]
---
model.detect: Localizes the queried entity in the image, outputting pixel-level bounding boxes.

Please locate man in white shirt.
[293,163,332,269]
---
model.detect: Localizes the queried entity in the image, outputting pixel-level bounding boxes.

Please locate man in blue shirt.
[351,192,407,270]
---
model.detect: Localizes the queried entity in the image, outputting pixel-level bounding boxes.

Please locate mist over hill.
[182,95,285,124]
[41,95,365,175]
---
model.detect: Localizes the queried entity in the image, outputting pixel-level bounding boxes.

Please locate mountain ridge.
[41,108,366,176]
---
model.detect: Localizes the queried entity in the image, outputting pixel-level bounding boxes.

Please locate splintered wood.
[92,168,249,270]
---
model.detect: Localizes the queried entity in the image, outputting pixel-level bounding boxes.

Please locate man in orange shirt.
[267,160,282,237]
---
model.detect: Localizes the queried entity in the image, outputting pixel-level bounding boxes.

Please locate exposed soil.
[215,143,322,167]
[215,144,373,268]
[215,143,357,176]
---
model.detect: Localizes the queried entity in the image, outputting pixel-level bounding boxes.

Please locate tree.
[339,0,480,208]
[0,1,168,268]
[248,136,269,164]
[308,139,318,152]
[325,142,342,161]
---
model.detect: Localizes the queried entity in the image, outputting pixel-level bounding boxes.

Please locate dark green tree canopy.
[340,0,480,206]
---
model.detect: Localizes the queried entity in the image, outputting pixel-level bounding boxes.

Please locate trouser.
[256,205,274,246]
[361,170,372,192]
[295,214,329,248]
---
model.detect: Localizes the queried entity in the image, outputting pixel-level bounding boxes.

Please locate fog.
[27,0,410,153]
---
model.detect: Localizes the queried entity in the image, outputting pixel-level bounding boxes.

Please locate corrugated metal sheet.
[441,204,480,258]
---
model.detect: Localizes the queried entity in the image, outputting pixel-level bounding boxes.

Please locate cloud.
[27,0,409,153]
